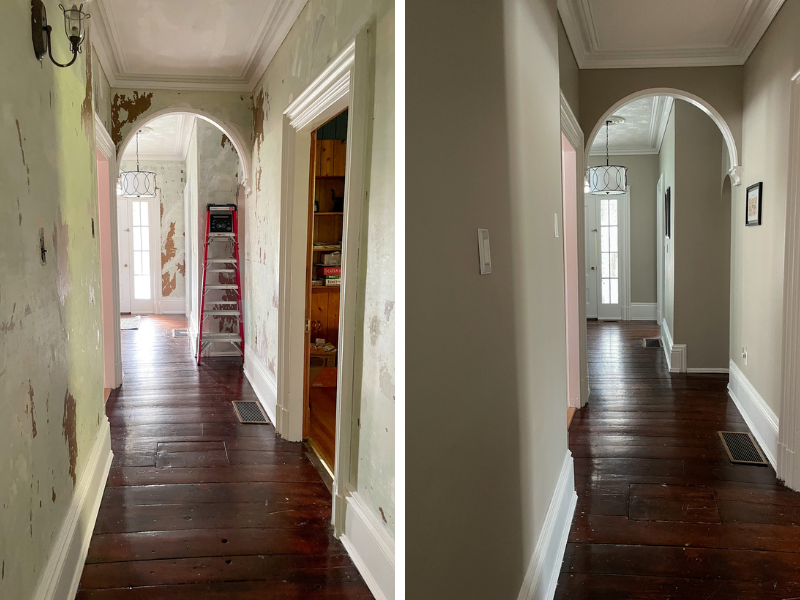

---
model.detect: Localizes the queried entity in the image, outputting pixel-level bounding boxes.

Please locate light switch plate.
[478,228,491,275]
[554,213,559,238]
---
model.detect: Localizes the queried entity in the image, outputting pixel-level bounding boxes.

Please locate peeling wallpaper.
[91,45,112,135]
[119,161,187,297]
[248,0,395,535]
[0,1,106,597]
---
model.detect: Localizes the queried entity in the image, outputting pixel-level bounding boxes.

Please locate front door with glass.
[585,190,628,320]
[118,195,159,314]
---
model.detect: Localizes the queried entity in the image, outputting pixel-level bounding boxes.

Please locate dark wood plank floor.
[78,315,373,599]
[555,321,800,600]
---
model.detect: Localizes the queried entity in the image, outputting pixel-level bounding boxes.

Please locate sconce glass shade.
[61,4,89,44]
[119,171,157,198]
[587,164,627,195]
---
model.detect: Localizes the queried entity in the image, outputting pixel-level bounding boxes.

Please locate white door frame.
[123,193,161,314]
[779,69,800,489]
[276,29,373,534]
[560,93,589,406]
[95,113,123,387]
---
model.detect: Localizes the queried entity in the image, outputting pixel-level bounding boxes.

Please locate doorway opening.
[304,110,348,476]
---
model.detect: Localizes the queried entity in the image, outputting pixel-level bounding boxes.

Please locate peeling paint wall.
[91,46,112,134]
[248,0,395,536]
[0,2,107,597]
[119,161,187,297]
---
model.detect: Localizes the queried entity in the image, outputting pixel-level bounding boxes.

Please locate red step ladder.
[196,204,244,365]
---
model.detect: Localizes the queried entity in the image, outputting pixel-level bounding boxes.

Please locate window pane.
[134,275,150,300]
[140,228,149,252]
[132,227,142,251]
[610,252,618,278]
[601,227,609,252]
[600,200,609,226]
[140,201,148,223]
[609,200,618,226]
[610,279,618,304]
[601,253,610,277]
[133,252,142,275]
[141,251,150,275]
[610,226,618,252]
[132,203,141,226]
[601,279,610,304]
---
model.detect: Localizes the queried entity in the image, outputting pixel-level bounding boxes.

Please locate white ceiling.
[589,96,673,156]
[90,0,306,91]
[121,113,196,162]
[559,0,785,68]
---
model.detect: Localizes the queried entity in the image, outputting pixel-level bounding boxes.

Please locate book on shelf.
[317,266,341,276]
[325,278,342,287]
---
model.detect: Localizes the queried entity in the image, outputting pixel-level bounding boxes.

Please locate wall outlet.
[742,346,748,365]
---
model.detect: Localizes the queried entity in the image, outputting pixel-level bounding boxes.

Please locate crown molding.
[558,0,784,69]
[90,0,306,92]
[589,147,661,157]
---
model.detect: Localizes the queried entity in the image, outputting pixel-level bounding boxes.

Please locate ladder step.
[207,258,237,263]
[203,310,241,316]
[206,301,238,305]
[202,333,242,341]
[209,232,236,237]
[205,285,239,290]
[207,269,235,273]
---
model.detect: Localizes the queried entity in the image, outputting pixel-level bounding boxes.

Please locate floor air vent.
[643,338,662,348]
[718,431,768,465]
[172,329,189,338]
[233,401,269,424]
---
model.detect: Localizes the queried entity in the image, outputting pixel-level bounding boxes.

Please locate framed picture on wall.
[665,187,671,238]
[746,182,762,226]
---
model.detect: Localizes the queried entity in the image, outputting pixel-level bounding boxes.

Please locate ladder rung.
[209,232,235,237]
[206,301,238,305]
[207,258,237,263]
[203,310,241,316]
[207,269,235,273]
[205,285,239,290]
[202,334,242,341]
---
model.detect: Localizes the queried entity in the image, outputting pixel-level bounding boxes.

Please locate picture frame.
[746,182,762,226]
[665,187,671,238]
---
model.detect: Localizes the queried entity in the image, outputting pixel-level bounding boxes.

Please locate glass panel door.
[131,200,151,301]
[600,198,619,306]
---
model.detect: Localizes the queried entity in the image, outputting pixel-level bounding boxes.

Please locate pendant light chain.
[606,120,610,167]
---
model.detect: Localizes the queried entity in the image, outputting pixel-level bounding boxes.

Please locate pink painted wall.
[561,134,581,408]
[96,150,116,390]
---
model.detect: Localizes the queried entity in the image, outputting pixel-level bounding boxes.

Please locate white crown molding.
[90,0,306,92]
[558,0,785,69]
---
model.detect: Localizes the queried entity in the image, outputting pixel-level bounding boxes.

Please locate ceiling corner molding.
[654,96,674,153]
[558,0,785,69]
[89,0,306,92]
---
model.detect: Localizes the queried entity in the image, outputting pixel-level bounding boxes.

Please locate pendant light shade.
[119,130,157,198]
[588,119,627,195]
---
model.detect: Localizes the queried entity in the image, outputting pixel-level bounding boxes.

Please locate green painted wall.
[0,2,107,597]
[248,0,396,535]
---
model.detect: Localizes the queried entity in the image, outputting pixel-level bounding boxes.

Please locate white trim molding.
[340,491,395,600]
[687,367,730,374]
[558,0,784,69]
[90,0,307,91]
[778,68,800,489]
[729,360,778,469]
[560,91,589,407]
[157,297,187,315]
[243,344,278,426]
[517,451,577,600]
[32,419,112,600]
[630,302,658,321]
[661,321,687,373]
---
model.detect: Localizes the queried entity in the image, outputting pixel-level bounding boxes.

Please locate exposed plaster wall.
[119,160,187,298]
[0,1,106,597]
[247,0,395,537]
[91,43,112,134]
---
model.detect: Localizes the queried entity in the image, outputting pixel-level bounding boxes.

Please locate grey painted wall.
[673,101,731,369]
[558,15,579,118]
[588,154,659,303]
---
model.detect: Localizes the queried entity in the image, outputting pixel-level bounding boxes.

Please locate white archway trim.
[117,108,252,195]
[586,88,742,186]
[778,69,800,490]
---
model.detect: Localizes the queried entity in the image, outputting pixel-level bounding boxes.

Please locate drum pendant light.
[119,130,157,198]
[588,119,627,195]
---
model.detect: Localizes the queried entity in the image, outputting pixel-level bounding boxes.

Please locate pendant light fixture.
[587,118,627,195]
[119,130,157,198]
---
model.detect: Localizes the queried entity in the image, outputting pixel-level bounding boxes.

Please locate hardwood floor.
[555,321,800,600]
[78,315,373,599]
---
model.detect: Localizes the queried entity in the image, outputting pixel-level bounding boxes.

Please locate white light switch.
[478,228,491,275]
[554,213,560,238]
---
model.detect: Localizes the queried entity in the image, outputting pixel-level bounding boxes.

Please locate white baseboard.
[32,418,112,600]
[687,367,730,374]
[517,451,577,600]
[157,297,186,315]
[660,321,687,373]
[630,302,658,321]
[728,360,778,468]
[243,344,278,426]
[340,491,395,600]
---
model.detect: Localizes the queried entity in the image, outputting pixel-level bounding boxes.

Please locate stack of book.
[318,265,342,286]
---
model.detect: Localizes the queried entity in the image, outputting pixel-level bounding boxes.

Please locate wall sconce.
[31,0,91,68]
